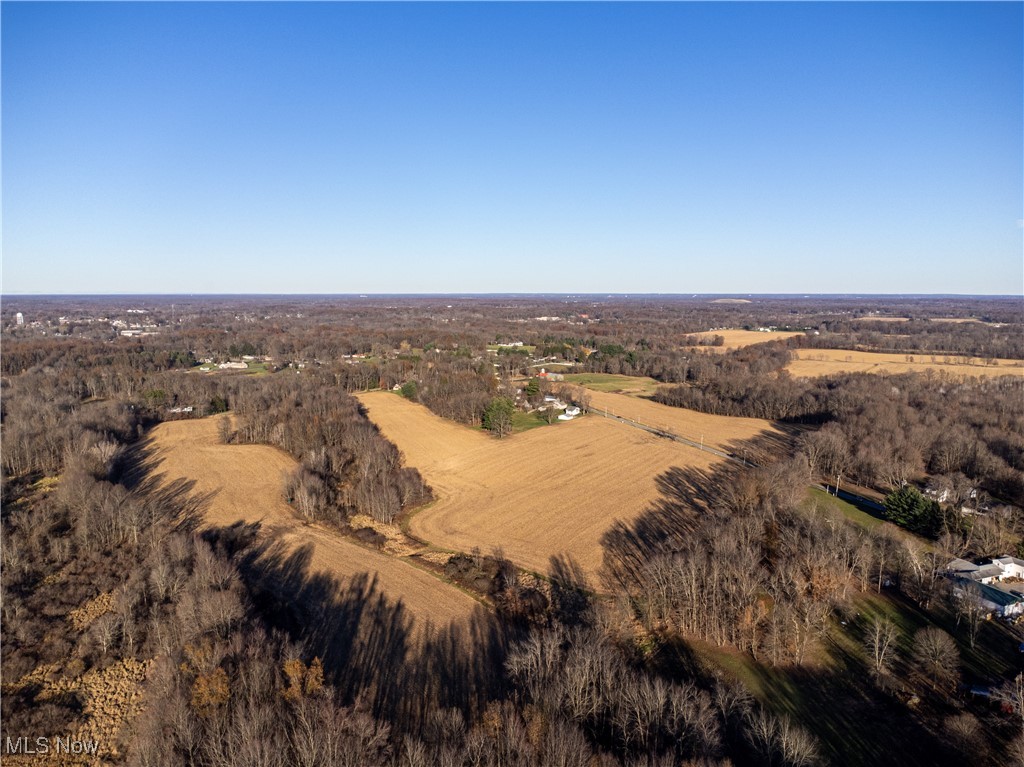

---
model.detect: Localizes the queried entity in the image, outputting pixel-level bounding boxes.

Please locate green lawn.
[562,373,662,395]
[511,410,566,432]
[807,487,885,530]
[663,605,971,767]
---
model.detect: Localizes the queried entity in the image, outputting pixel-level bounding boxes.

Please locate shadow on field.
[114,431,215,535]
[205,523,514,733]
[720,421,807,468]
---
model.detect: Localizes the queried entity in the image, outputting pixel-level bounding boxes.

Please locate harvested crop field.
[356,391,780,580]
[147,418,480,631]
[855,316,1005,326]
[584,389,785,458]
[690,329,804,350]
[787,349,1024,378]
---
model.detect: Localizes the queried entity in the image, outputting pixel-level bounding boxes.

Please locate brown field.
[356,391,780,580]
[787,349,1024,378]
[148,418,480,630]
[855,316,1005,326]
[582,389,786,455]
[690,329,804,350]
[931,317,1007,326]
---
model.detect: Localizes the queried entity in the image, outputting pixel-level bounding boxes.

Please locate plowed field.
[148,418,480,631]
[787,349,1024,378]
[357,392,780,580]
[691,329,804,350]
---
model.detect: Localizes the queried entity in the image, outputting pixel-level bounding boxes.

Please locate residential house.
[946,556,1024,618]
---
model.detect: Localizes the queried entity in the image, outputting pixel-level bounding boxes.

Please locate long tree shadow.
[742,631,967,767]
[600,453,975,767]
[600,462,737,592]
[719,420,808,468]
[205,524,514,733]
[128,418,515,732]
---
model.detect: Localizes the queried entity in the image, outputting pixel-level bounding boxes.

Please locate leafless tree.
[864,615,899,677]
[996,673,1024,734]
[911,626,960,692]
[952,585,989,650]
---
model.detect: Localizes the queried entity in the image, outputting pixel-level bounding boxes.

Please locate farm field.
[583,389,787,461]
[689,328,804,350]
[562,372,662,395]
[787,348,1024,378]
[356,391,780,580]
[855,316,1005,326]
[147,417,480,631]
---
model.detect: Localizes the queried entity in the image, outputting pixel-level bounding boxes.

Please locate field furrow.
[357,391,780,581]
[148,417,480,631]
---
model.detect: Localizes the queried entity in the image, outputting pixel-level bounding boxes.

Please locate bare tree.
[995,673,1024,734]
[864,615,899,677]
[953,585,988,650]
[911,626,960,692]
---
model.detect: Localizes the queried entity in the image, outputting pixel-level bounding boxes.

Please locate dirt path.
[147,417,480,632]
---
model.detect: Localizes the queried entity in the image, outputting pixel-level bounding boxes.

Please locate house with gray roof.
[946,556,1024,618]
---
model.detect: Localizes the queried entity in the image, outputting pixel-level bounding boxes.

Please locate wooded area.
[2,294,1022,766]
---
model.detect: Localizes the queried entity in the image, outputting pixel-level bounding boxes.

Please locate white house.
[947,556,1024,617]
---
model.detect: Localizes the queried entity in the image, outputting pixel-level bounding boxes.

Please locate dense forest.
[3,295,1023,766]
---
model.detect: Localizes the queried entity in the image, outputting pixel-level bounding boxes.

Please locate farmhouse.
[557,406,580,421]
[947,556,1024,617]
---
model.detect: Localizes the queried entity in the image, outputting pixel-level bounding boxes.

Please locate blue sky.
[2,2,1021,295]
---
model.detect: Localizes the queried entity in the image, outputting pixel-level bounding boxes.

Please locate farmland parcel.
[356,391,780,580]
[148,417,480,632]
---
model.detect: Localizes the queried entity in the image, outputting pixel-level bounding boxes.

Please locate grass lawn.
[806,487,885,530]
[563,373,662,396]
[511,410,565,433]
[660,618,963,767]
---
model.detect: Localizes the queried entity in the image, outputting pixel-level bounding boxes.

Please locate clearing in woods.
[689,329,804,350]
[356,391,781,581]
[147,417,480,631]
[786,348,1024,378]
[562,372,662,395]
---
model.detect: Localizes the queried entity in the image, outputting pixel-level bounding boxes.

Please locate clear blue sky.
[2,2,1021,295]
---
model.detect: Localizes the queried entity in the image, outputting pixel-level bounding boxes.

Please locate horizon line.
[2,292,1023,300]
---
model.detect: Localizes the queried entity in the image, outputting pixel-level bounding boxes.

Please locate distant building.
[15,312,24,326]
